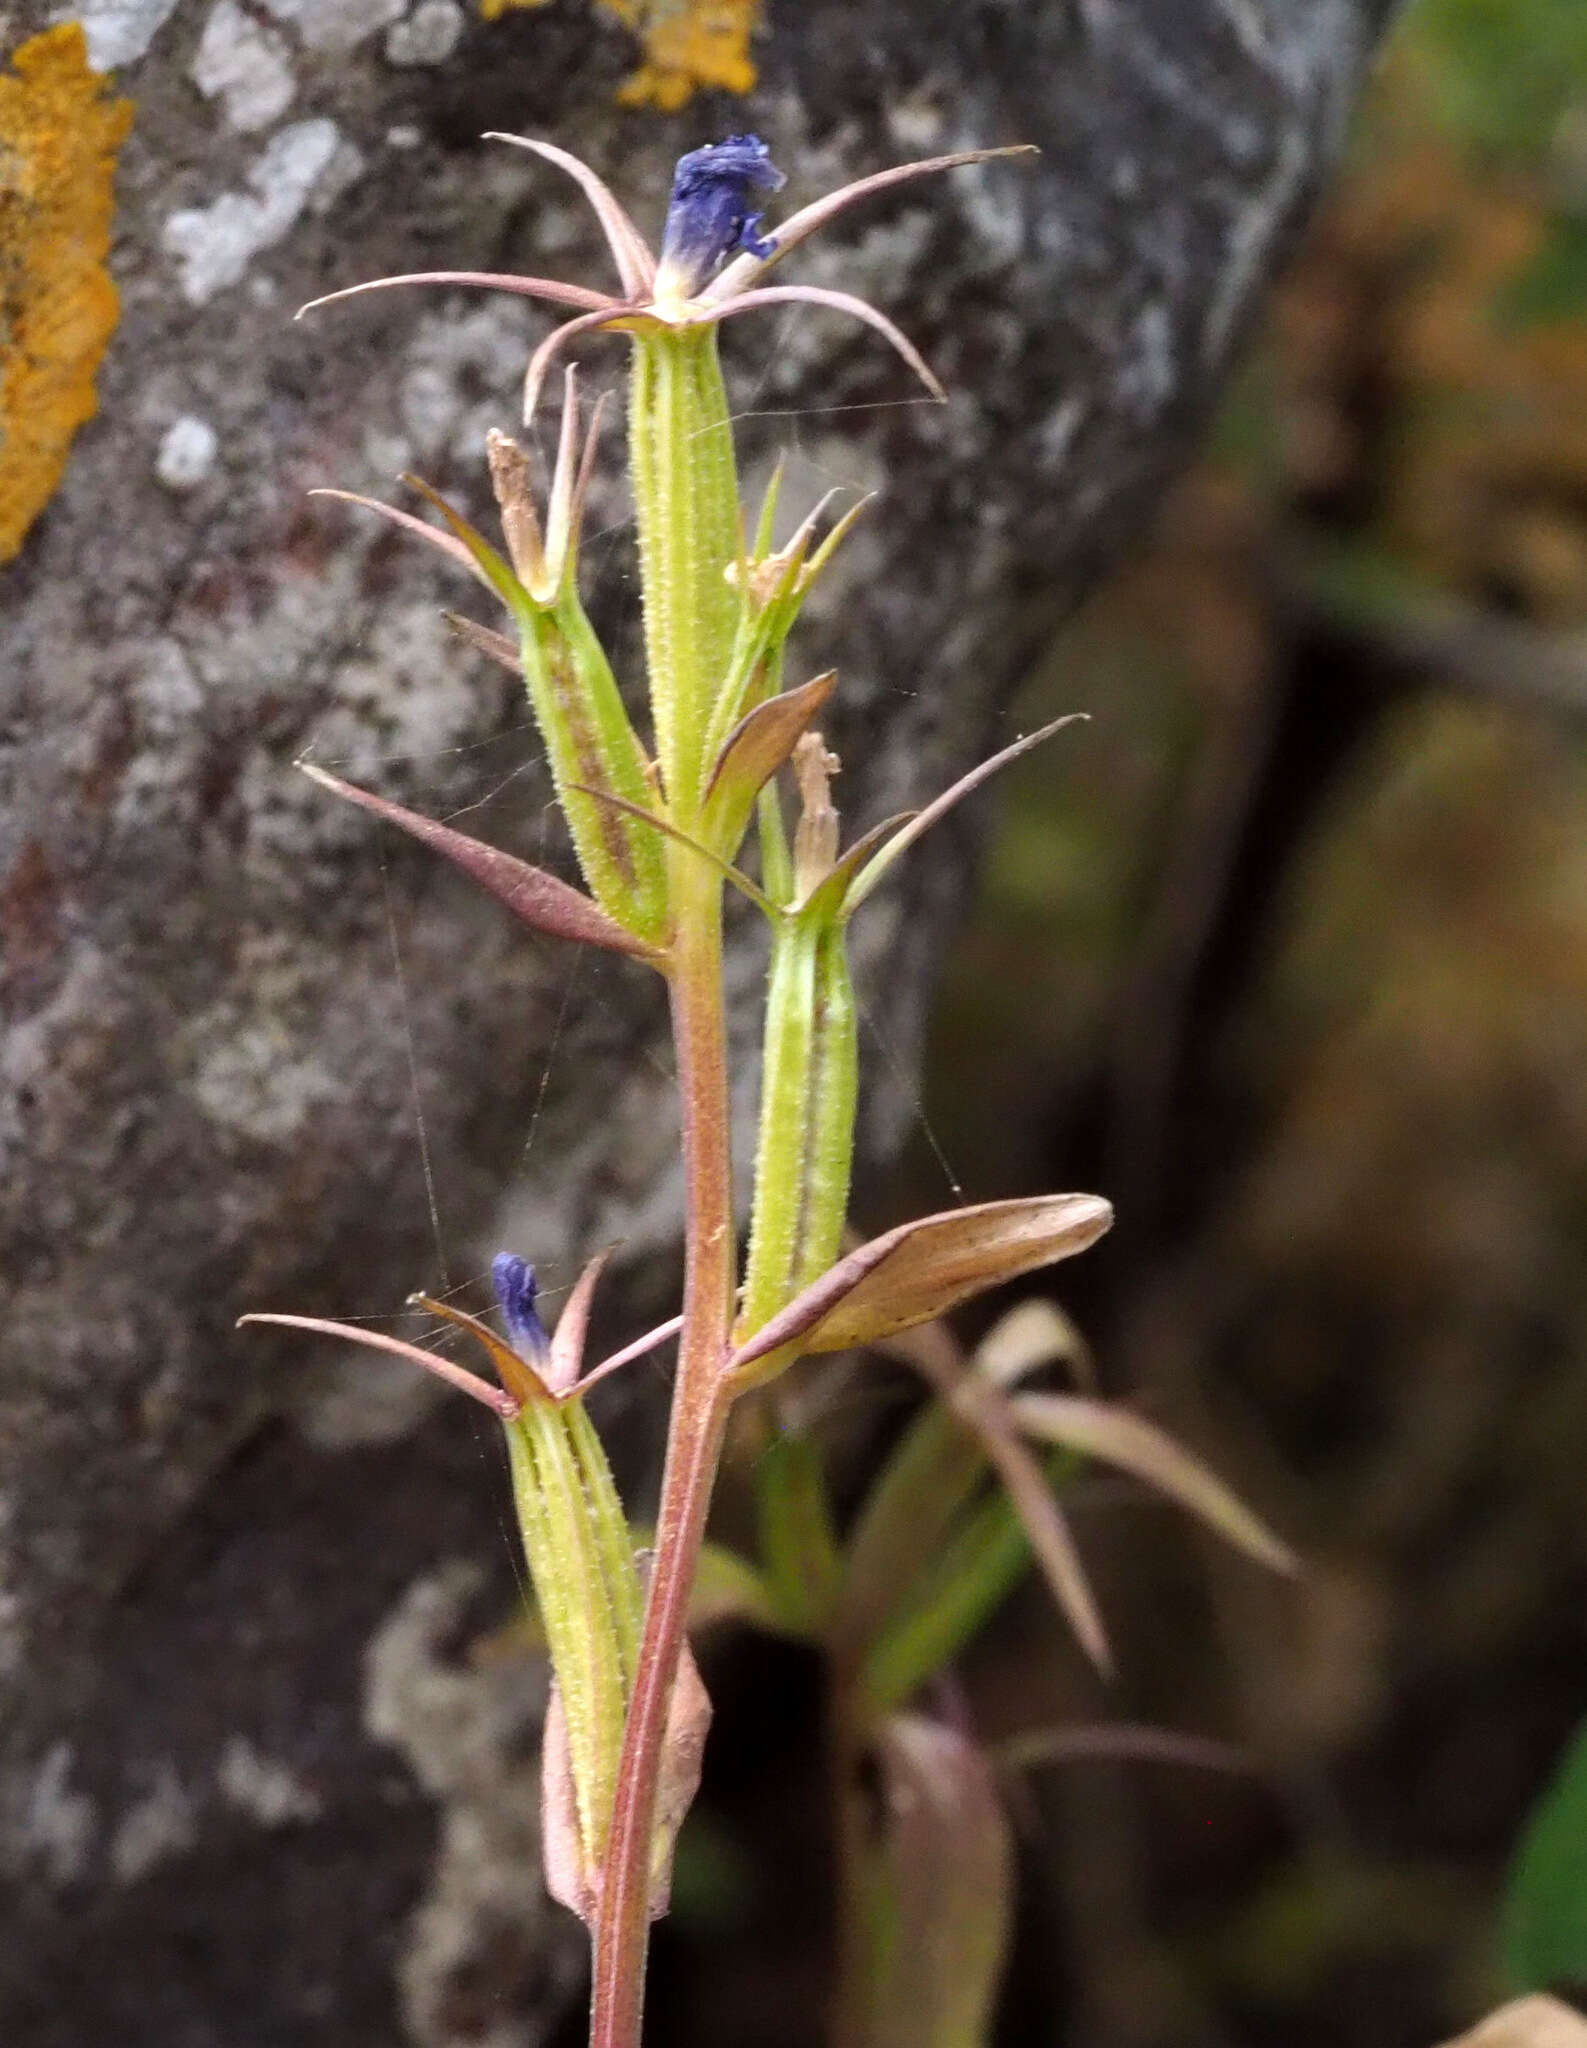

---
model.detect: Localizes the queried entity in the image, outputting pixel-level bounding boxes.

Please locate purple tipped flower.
[493,1252,550,1363]
[300,133,1037,423]
[657,134,786,297]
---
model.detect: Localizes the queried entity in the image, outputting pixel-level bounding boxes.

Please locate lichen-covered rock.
[0,1,1393,2040]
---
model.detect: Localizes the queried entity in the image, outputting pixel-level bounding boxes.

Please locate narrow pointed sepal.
[522,305,631,427]
[797,811,917,921]
[483,132,657,301]
[844,713,1088,915]
[237,1312,522,1418]
[567,783,777,918]
[574,1313,685,1399]
[408,1290,550,1409]
[546,1246,616,1396]
[298,763,664,962]
[701,671,836,859]
[309,488,488,589]
[443,611,522,674]
[399,472,526,613]
[486,368,612,605]
[703,285,945,403]
[296,268,613,321]
[729,1194,1114,1375]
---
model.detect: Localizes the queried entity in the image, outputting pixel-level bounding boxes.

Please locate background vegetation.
[649,6,1587,2043]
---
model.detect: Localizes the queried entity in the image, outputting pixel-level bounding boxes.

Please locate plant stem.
[588,842,736,2048]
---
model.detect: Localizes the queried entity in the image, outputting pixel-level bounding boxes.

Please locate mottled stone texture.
[0,2,1391,2041]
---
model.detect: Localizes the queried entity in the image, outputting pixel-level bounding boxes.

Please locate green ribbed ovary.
[503,1396,642,1868]
[740,913,860,1339]
[513,590,667,943]
[628,328,742,827]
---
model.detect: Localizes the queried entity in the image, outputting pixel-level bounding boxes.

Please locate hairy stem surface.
[589,844,736,2048]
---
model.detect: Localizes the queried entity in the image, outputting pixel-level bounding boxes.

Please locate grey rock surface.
[0,0,1392,2040]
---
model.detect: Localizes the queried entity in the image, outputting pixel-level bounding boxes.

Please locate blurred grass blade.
[754,1432,842,1637]
[858,1465,1057,1714]
[687,1542,787,1637]
[878,1314,1110,1672]
[837,1388,993,1661]
[856,1715,1014,2048]
[1010,1392,1297,1574]
[975,1422,1107,1673]
[995,1722,1254,1775]
[972,1296,1096,1393]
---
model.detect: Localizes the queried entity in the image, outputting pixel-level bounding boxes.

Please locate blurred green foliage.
[907,6,1587,2043]
[1409,0,1587,324]
[1494,212,1587,327]
[1503,1717,1587,1994]
[1412,0,1587,160]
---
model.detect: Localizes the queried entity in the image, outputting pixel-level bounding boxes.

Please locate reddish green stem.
[588,847,736,2048]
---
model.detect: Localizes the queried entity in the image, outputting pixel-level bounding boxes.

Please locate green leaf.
[730,1194,1114,1377]
[1503,1717,1587,1994]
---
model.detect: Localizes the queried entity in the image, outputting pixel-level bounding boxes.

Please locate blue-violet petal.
[659,134,786,295]
[492,1252,550,1363]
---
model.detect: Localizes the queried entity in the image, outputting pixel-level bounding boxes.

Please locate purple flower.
[300,132,1037,423]
[657,134,786,297]
[493,1252,550,1364]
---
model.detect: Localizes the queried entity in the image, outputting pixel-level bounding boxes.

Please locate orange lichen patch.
[0,23,134,563]
[479,0,758,111]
